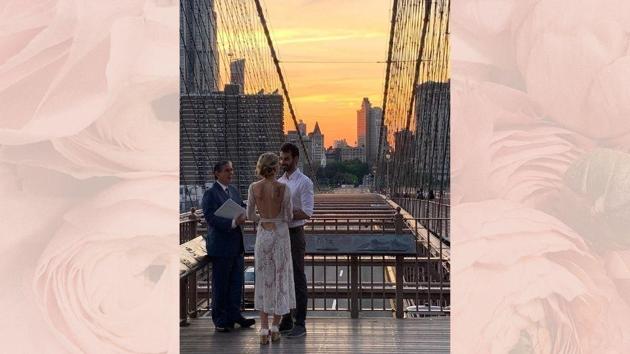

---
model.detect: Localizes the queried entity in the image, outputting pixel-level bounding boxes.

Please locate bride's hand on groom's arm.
[293,209,310,220]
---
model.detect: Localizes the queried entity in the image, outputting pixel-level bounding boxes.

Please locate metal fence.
[393,197,450,242]
[180,214,450,323]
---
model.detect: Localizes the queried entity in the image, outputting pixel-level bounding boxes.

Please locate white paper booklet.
[214,198,246,219]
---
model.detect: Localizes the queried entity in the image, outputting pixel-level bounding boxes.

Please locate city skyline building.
[357,97,384,166]
[333,139,349,149]
[180,85,284,202]
[325,146,341,163]
[180,0,218,95]
[415,80,450,187]
[286,130,300,144]
[286,120,326,172]
[341,145,366,162]
[356,98,369,150]
[309,122,325,167]
[367,106,382,166]
[229,58,245,94]
[393,129,415,159]
[297,119,307,136]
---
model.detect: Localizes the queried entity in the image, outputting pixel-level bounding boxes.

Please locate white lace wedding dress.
[246,182,296,315]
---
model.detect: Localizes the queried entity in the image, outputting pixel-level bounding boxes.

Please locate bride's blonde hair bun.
[256,152,279,178]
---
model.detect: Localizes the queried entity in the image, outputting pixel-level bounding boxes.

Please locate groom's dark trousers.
[202,182,245,328]
[282,225,308,327]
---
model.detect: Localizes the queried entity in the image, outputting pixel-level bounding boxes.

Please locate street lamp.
[385,152,391,197]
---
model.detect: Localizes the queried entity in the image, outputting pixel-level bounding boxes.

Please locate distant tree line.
[316,159,369,186]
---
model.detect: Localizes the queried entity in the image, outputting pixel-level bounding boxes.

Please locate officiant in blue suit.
[202,160,255,332]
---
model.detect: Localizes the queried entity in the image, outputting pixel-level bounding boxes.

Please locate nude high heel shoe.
[270,325,281,342]
[259,328,270,345]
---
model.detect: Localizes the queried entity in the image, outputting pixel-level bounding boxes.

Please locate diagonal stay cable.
[252,0,320,190]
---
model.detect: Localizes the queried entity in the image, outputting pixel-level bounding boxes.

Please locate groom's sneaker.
[235,317,256,328]
[278,320,293,333]
[284,324,306,338]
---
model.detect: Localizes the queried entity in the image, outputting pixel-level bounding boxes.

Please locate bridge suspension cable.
[375,0,450,239]
[253,0,320,190]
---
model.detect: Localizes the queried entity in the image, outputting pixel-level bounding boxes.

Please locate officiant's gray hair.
[256,153,279,178]
[213,160,232,176]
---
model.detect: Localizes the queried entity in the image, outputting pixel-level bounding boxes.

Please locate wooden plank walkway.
[180,316,450,354]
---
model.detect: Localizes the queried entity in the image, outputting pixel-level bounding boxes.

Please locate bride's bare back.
[252,180,286,217]
[250,180,287,230]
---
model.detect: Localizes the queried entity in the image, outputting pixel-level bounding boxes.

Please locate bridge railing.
[180,214,406,242]
[180,208,199,244]
[393,197,450,242]
[180,215,450,324]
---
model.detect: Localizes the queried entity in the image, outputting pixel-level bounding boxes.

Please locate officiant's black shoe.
[235,318,256,328]
[215,326,231,333]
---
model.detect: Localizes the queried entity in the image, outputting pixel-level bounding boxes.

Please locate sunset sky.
[263,0,391,147]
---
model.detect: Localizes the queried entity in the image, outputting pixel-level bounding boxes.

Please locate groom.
[278,143,314,338]
[202,160,255,332]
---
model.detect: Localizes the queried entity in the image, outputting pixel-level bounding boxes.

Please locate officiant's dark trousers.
[282,226,307,327]
[211,255,244,327]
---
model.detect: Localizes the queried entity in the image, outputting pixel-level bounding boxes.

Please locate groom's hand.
[293,209,310,220]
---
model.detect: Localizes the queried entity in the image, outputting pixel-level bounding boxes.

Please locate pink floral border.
[452,0,630,352]
[0,1,179,352]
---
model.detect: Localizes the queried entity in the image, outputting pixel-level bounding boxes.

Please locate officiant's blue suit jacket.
[202,182,245,257]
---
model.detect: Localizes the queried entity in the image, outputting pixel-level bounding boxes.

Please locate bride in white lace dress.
[246,152,296,344]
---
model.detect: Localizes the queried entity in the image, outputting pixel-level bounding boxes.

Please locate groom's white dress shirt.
[278,168,314,228]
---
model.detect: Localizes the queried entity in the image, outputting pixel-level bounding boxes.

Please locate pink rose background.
[0,0,179,353]
[452,0,630,352]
